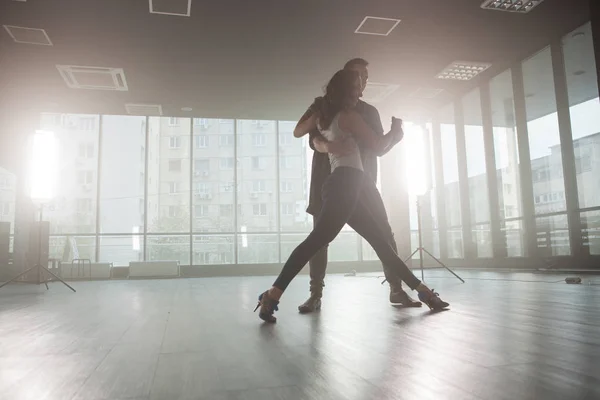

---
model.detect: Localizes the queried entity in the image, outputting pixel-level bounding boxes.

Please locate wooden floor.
[0,270,599,400]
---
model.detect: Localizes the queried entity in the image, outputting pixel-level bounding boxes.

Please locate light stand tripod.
[383,195,464,285]
[0,203,76,292]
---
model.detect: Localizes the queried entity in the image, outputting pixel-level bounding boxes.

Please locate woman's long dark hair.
[315,69,359,130]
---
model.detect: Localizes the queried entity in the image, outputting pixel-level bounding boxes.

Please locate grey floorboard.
[0,270,598,400]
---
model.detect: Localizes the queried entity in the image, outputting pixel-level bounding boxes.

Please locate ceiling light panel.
[436,61,492,81]
[481,0,544,13]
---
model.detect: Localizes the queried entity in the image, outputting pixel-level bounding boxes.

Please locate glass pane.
[99,116,146,234]
[580,210,600,255]
[439,104,462,228]
[237,233,278,264]
[236,120,277,233]
[523,47,567,215]
[147,235,190,264]
[98,235,143,266]
[192,118,235,233]
[490,69,523,220]
[328,232,359,262]
[278,121,312,232]
[462,89,490,225]
[147,117,191,233]
[535,214,570,256]
[501,219,525,257]
[40,113,99,234]
[472,224,492,258]
[447,228,463,258]
[49,235,96,262]
[562,22,600,209]
[361,238,379,261]
[0,167,16,234]
[193,234,234,265]
[281,233,308,262]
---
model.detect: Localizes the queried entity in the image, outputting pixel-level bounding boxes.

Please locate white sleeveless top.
[318,113,363,172]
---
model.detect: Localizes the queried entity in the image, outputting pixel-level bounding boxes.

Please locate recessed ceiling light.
[181,107,193,112]
[480,0,544,14]
[435,61,492,81]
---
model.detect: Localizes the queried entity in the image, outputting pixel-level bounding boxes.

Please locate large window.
[0,167,16,235]
[563,22,600,255]
[439,104,463,258]
[40,114,99,236]
[523,47,570,255]
[146,117,191,261]
[462,88,492,257]
[99,116,146,264]
[32,114,418,266]
[490,70,525,256]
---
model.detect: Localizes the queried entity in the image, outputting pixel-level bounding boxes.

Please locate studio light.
[403,123,428,198]
[29,130,58,202]
[382,123,464,285]
[0,130,76,292]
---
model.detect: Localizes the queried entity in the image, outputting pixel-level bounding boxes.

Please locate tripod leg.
[0,266,39,289]
[40,266,77,293]
[381,247,420,285]
[403,248,420,263]
[421,248,465,283]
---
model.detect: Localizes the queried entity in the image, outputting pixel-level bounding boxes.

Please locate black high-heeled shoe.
[254,290,279,323]
[418,289,449,311]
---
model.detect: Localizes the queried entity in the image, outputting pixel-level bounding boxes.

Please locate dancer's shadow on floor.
[391,306,449,327]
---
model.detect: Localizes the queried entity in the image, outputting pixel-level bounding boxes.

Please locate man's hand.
[391,117,404,143]
[313,136,355,155]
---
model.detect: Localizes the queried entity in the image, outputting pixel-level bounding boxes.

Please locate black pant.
[273,167,421,292]
[307,179,401,291]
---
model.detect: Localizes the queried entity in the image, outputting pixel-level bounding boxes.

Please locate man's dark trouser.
[274,167,420,292]
[307,177,401,295]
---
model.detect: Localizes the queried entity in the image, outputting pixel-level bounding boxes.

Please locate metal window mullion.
[454,100,473,258]
[511,64,538,258]
[95,114,102,263]
[233,120,239,264]
[275,122,282,263]
[189,118,194,266]
[480,83,505,257]
[143,116,149,261]
[431,117,448,259]
[550,41,582,256]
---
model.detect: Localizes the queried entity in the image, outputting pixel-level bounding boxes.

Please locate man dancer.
[298,58,421,313]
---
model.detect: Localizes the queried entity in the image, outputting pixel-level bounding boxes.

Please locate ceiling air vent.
[125,104,163,116]
[149,0,192,16]
[56,65,129,91]
[361,83,399,104]
[410,88,444,99]
[355,16,401,36]
[481,0,545,13]
[3,25,52,45]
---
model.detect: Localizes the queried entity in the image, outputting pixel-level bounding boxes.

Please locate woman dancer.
[255,69,449,322]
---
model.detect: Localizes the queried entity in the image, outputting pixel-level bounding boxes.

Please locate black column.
[550,42,583,257]
[454,101,474,258]
[480,82,506,258]
[431,118,448,259]
[592,0,600,96]
[511,64,538,258]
